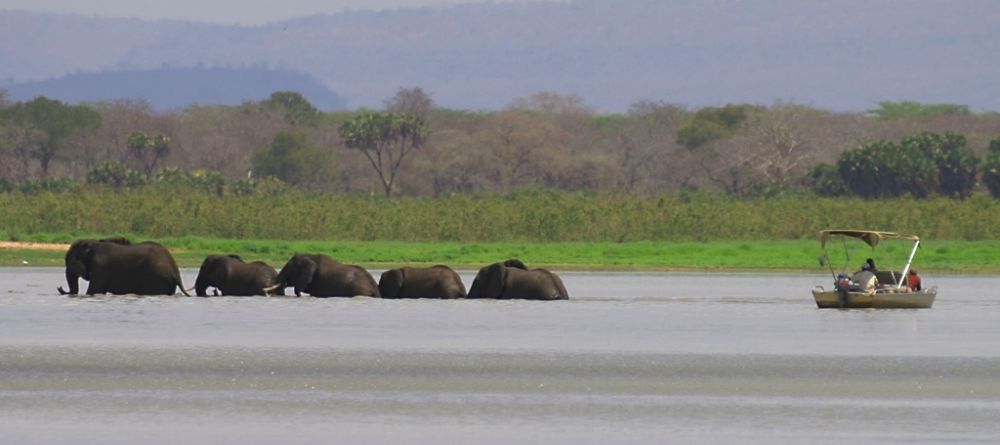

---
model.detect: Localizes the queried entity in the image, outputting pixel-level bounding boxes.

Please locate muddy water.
[1,268,998,444]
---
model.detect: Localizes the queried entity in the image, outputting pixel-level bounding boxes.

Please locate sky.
[0,0,510,25]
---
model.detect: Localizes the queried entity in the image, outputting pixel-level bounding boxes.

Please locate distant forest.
[1,87,1000,199]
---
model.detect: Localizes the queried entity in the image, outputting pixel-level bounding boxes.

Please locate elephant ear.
[76,241,99,281]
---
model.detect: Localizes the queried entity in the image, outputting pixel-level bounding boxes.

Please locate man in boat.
[907,269,922,291]
[865,258,877,272]
[850,262,878,293]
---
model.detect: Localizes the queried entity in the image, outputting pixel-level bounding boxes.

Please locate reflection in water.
[0,268,998,444]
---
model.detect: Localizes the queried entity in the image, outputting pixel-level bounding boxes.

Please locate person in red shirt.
[907,269,922,291]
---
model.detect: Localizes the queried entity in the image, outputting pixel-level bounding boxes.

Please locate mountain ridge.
[3,0,999,111]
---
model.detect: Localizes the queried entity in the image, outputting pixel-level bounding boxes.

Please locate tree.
[866,101,970,120]
[808,163,847,196]
[263,91,320,127]
[252,130,336,188]
[982,138,1000,198]
[338,111,428,197]
[675,104,753,149]
[384,87,435,119]
[0,97,101,177]
[615,101,687,192]
[899,132,978,198]
[508,91,593,116]
[837,140,938,198]
[128,131,171,176]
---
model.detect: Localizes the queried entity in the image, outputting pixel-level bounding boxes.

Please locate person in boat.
[864,258,877,272]
[850,261,878,293]
[907,269,922,291]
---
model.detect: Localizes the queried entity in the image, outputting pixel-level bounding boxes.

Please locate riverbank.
[2,237,997,273]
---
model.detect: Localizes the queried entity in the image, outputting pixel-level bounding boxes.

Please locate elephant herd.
[57,238,570,300]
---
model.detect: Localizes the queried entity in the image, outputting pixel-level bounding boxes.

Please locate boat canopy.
[819,230,920,249]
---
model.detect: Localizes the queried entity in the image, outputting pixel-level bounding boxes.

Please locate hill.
[4,66,347,111]
[2,0,999,111]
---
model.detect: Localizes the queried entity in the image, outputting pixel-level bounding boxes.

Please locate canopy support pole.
[897,239,920,289]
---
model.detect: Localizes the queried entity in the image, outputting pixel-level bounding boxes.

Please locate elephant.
[194,254,281,296]
[379,265,467,299]
[466,259,569,300]
[266,253,380,298]
[57,238,189,296]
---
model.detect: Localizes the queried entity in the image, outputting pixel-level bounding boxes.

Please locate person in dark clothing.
[865,258,877,272]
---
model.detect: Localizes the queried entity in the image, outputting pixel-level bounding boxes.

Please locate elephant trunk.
[265,268,290,296]
[58,268,79,295]
[195,280,209,297]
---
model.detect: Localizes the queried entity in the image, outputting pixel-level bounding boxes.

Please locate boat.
[811,230,936,309]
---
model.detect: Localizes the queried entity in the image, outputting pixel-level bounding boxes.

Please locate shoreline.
[1,240,995,274]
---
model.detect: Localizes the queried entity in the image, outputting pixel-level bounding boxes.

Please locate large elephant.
[466,259,569,300]
[379,265,467,299]
[194,254,281,296]
[266,253,380,298]
[58,238,189,296]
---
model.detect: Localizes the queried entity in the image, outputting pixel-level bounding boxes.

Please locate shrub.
[901,132,978,198]
[18,176,78,194]
[834,132,979,199]
[808,163,847,197]
[837,140,937,198]
[0,176,13,193]
[86,161,146,188]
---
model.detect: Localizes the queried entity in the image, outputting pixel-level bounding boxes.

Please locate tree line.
[2,88,1000,199]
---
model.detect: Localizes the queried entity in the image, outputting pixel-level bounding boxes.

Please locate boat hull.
[812,288,936,309]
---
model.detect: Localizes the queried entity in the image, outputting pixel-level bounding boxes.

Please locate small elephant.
[467,259,569,300]
[194,254,281,296]
[58,238,189,296]
[267,253,380,298]
[379,265,467,299]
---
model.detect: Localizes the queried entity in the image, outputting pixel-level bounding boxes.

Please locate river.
[1,268,998,444]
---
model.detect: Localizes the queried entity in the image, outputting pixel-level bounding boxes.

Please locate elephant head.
[467,262,508,299]
[59,240,100,295]
[195,254,242,296]
[269,254,319,297]
[58,237,133,295]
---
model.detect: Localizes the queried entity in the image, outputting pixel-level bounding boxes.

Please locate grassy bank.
[2,188,1000,242]
[2,188,998,272]
[3,236,997,273]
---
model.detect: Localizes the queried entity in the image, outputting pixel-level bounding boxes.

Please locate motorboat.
[812,230,936,309]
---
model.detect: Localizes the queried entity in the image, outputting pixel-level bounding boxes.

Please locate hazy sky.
[0,0,509,24]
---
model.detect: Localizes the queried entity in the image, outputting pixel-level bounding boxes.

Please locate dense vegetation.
[2,187,999,243]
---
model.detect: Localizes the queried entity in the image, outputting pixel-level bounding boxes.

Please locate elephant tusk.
[263,284,282,295]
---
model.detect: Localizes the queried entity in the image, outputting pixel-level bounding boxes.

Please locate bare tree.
[475,110,568,189]
[384,87,436,119]
[615,101,688,193]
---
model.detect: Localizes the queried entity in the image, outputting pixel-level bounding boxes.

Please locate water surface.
[1,268,998,443]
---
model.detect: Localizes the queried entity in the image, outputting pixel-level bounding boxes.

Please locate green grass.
[3,236,997,273]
